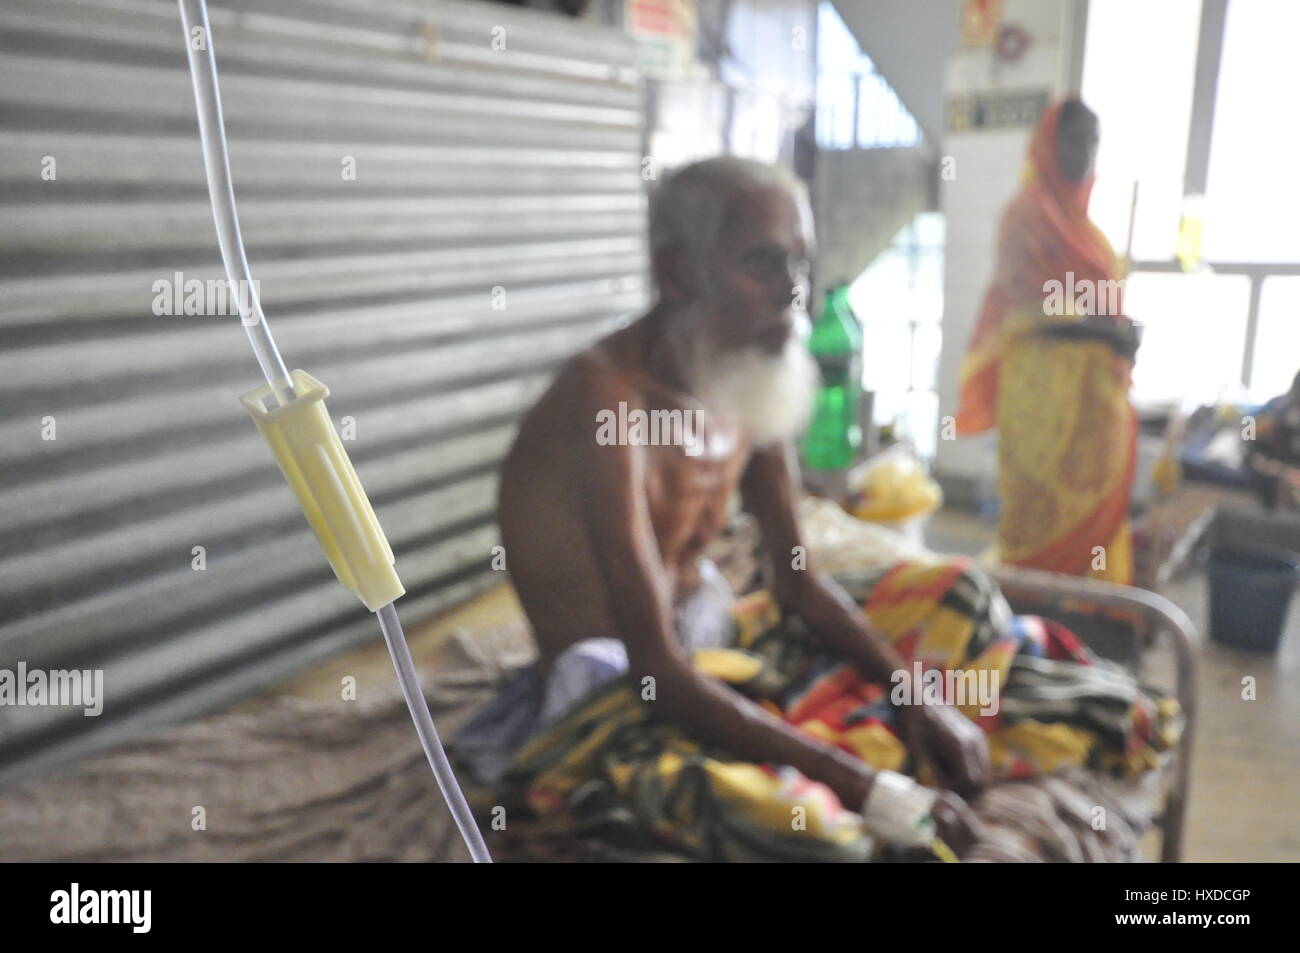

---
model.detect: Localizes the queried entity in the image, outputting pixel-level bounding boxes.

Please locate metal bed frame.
[990,566,1199,863]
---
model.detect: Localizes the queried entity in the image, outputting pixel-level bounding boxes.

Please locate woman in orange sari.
[955,98,1140,584]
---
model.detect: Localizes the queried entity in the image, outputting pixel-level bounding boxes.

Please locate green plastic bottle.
[801,283,863,470]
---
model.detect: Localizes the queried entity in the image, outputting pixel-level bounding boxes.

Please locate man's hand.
[855,768,983,858]
[897,702,991,798]
[931,790,983,857]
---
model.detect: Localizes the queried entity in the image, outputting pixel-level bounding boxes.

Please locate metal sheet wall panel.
[0,0,648,780]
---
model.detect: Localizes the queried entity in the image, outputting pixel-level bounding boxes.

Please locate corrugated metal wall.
[0,0,648,780]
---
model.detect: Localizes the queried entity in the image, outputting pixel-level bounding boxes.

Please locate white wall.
[933,0,1077,483]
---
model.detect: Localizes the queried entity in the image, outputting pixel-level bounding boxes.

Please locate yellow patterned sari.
[955,100,1136,583]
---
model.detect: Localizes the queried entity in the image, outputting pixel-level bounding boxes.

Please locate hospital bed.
[987,565,1197,862]
[732,497,1198,863]
[472,499,1199,862]
[0,499,1199,863]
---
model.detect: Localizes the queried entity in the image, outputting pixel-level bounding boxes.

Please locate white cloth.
[536,559,736,728]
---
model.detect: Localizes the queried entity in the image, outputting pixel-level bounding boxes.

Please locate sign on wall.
[625,0,697,77]
[961,0,1004,48]
[946,88,1049,131]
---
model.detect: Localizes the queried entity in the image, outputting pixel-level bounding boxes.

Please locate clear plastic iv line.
[176,0,491,863]
[177,0,294,407]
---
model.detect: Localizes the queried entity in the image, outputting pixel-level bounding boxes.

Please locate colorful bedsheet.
[454,557,1180,862]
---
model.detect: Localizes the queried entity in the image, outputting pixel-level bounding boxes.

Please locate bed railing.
[990,566,1199,863]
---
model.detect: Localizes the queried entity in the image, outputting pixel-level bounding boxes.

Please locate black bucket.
[1208,544,1300,652]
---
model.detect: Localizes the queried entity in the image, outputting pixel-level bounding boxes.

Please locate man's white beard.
[693,334,819,448]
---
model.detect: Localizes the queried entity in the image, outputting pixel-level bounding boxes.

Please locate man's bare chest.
[643,440,748,555]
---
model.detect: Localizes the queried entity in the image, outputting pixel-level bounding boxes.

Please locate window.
[1080,0,1295,405]
[1081,0,1201,261]
[1202,0,1300,263]
[849,213,945,459]
[815,2,921,151]
[1125,272,1252,406]
[1250,278,1300,401]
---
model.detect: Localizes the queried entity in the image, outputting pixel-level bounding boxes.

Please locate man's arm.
[739,442,907,682]
[739,442,991,797]
[570,359,878,811]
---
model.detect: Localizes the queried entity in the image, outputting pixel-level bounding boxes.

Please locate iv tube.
[177,0,294,407]
[175,0,491,863]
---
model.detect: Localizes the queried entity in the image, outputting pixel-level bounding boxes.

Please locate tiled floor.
[925,506,1300,863]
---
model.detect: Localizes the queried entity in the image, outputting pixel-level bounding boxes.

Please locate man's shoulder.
[509,339,640,453]
[554,336,647,409]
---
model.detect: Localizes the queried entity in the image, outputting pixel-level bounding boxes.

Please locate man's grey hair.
[648,156,810,262]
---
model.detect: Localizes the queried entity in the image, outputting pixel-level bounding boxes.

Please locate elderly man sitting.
[451,158,1177,862]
